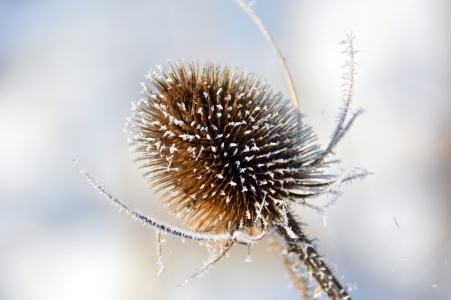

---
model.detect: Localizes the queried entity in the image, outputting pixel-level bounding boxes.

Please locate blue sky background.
[1,0,450,299]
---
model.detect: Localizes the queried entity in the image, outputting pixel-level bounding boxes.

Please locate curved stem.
[235,0,299,109]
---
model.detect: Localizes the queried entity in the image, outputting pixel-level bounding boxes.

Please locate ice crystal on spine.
[126,60,327,234]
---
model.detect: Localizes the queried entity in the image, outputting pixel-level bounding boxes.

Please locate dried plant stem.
[272,210,351,300]
[235,0,299,109]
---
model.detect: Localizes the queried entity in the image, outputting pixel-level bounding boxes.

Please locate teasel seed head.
[126,60,327,234]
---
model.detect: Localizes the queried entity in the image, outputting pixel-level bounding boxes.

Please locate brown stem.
[272,210,351,300]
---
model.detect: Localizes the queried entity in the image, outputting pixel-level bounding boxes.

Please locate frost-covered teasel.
[75,1,368,299]
[126,60,332,235]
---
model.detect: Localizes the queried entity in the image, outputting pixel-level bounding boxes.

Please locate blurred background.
[1,0,450,299]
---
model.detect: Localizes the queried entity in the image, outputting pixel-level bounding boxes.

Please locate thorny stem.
[235,0,299,109]
[273,210,351,300]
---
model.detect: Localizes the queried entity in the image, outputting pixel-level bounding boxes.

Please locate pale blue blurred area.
[1,0,450,299]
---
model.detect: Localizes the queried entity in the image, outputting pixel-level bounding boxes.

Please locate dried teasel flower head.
[126,60,328,234]
[75,2,368,298]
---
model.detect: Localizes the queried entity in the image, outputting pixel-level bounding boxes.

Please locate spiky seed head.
[127,60,324,234]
